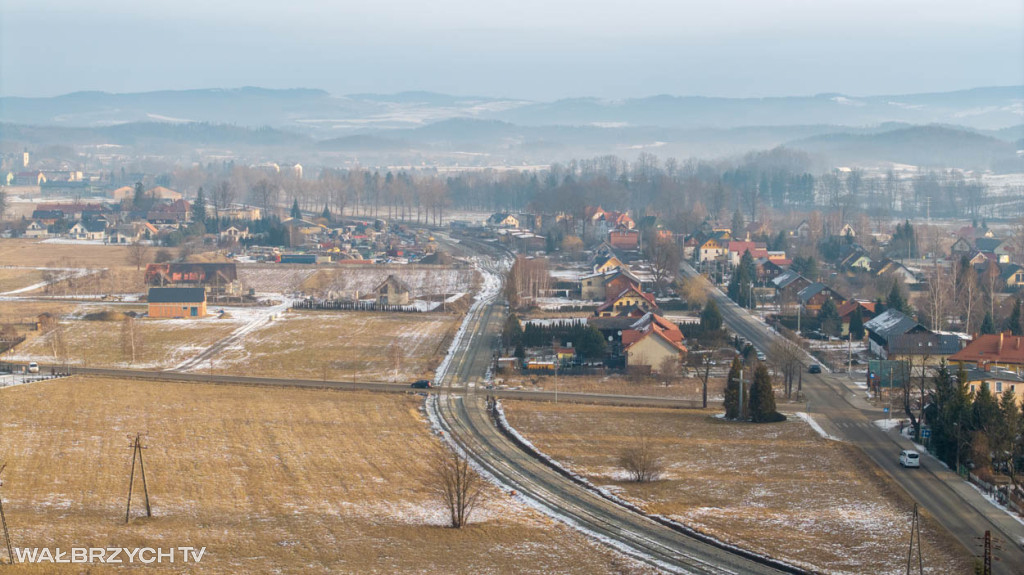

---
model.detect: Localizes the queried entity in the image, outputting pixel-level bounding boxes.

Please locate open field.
[0,300,76,329]
[0,239,138,269]
[203,309,461,382]
[300,266,478,299]
[494,372,729,400]
[0,268,47,294]
[10,305,239,369]
[0,377,647,573]
[503,402,972,575]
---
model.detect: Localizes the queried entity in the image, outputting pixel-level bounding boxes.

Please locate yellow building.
[963,368,1023,408]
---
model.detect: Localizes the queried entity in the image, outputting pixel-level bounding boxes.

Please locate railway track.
[426,255,807,574]
[430,392,804,574]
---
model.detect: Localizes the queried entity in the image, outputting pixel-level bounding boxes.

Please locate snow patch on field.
[794,412,842,441]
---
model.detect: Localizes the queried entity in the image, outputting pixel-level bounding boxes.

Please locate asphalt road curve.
[680,262,1024,574]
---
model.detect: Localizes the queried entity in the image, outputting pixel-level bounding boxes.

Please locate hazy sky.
[1,0,1022,99]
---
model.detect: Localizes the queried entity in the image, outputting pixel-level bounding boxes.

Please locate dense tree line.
[928,363,1023,480]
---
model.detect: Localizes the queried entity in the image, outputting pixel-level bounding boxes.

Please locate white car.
[27,362,39,373]
[899,449,920,468]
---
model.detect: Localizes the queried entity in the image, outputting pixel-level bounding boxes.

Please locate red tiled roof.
[837,299,876,319]
[623,323,687,353]
[596,286,657,313]
[949,332,1024,366]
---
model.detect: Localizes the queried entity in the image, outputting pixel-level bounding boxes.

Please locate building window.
[996,381,1003,393]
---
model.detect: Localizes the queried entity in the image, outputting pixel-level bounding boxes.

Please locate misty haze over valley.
[2,1,1024,574]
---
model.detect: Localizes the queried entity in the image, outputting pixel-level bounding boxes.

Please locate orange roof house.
[950,332,1024,369]
[622,312,688,373]
[595,286,658,317]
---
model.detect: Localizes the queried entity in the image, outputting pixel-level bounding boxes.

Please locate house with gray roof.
[864,309,929,359]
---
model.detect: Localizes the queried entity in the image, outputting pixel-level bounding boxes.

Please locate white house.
[23,220,49,239]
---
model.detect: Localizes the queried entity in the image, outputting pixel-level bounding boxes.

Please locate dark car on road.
[411,380,432,389]
[808,364,822,374]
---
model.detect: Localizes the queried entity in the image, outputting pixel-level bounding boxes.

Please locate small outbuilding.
[375,275,411,306]
[147,287,207,318]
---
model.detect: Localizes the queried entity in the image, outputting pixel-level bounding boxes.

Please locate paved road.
[424,253,806,574]
[681,261,1024,573]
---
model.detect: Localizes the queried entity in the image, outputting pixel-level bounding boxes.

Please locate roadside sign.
[883,407,889,413]
[921,429,931,438]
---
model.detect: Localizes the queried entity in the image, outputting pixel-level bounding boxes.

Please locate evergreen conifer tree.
[724,357,742,419]
[193,186,207,224]
[1009,298,1022,336]
[700,300,723,333]
[981,311,996,335]
[749,364,782,422]
[849,305,865,340]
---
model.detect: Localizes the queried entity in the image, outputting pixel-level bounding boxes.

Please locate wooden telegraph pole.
[0,463,14,564]
[125,434,152,523]
[905,503,923,575]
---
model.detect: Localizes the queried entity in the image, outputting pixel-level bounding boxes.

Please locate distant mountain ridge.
[786,125,1018,169]
[1,85,1020,133]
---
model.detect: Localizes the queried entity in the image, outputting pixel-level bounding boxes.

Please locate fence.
[292,298,421,313]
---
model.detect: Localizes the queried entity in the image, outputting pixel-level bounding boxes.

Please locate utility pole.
[848,334,853,380]
[737,368,745,421]
[125,433,152,523]
[906,503,923,575]
[889,364,894,427]
[0,463,13,564]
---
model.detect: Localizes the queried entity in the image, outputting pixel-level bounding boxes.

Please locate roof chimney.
[998,332,1004,354]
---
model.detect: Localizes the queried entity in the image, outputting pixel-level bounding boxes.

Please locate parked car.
[808,364,822,374]
[410,380,432,389]
[27,362,39,373]
[755,351,767,361]
[899,449,920,468]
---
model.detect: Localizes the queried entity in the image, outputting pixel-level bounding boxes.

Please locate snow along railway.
[427,248,805,574]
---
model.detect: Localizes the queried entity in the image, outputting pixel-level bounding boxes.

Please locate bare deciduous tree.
[386,341,404,382]
[503,256,550,309]
[213,180,236,214]
[770,338,804,399]
[618,430,663,483]
[49,323,68,364]
[922,261,951,331]
[687,347,715,408]
[428,444,484,528]
[126,241,151,271]
[120,316,144,364]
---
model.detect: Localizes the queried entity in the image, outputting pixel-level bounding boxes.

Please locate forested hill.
[786,125,1021,170]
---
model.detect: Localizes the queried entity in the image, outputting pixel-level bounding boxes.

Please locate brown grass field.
[0,301,76,330]
[495,372,729,400]
[203,309,461,382]
[503,402,972,575]
[0,239,138,269]
[0,269,47,294]
[0,377,651,574]
[11,308,239,369]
